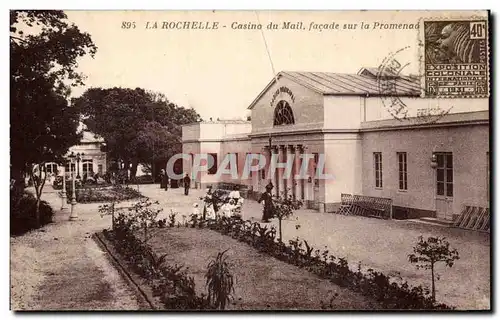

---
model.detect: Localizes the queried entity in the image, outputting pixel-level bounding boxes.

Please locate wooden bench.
[337,193,393,219]
[453,205,490,232]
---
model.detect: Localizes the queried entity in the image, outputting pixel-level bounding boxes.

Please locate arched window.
[273,100,295,126]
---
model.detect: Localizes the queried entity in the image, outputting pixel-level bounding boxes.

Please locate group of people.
[159,170,192,196]
[158,172,275,223]
[193,185,245,220]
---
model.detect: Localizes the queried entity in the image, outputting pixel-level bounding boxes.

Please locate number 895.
[121,21,136,29]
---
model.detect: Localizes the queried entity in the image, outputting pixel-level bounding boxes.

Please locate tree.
[10,10,96,226]
[408,236,460,302]
[273,193,302,242]
[73,87,201,179]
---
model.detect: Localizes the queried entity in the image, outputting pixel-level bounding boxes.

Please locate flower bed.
[67,185,143,203]
[101,213,212,310]
[177,217,452,310]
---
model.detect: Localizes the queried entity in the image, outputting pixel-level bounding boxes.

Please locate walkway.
[10,186,146,310]
[139,184,490,310]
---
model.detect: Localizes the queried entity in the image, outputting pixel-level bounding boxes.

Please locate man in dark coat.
[159,169,165,189]
[258,182,274,222]
[183,173,191,196]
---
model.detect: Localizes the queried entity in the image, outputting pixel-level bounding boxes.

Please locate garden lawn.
[146,227,380,310]
[137,185,491,310]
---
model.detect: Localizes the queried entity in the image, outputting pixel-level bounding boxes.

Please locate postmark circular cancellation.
[375,15,490,124]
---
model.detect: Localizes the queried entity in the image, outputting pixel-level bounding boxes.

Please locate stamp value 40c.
[422,18,489,98]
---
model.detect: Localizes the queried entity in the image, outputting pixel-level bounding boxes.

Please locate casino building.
[182,67,489,221]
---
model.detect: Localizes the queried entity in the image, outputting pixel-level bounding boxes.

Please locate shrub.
[205,249,235,310]
[168,211,177,227]
[11,191,54,235]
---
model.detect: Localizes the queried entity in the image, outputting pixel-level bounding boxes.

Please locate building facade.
[182,68,489,221]
[45,130,108,178]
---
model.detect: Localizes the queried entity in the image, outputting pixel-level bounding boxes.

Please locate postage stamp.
[376,46,453,124]
[420,17,490,98]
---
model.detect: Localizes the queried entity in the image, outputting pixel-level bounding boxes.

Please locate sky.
[65,10,485,120]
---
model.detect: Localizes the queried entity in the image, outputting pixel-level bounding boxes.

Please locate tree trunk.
[278,218,283,243]
[29,164,46,228]
[35,198,41,227]
[431,263,436,302]
[152,162,155,183]
[130,159,139,179]
[111,201,115,230]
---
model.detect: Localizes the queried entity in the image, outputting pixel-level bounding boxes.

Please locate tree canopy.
[73,87,201,178]
[10,10,97,226]
[10,10,97,180]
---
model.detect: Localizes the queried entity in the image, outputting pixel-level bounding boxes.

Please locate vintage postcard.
[10,10,490,312]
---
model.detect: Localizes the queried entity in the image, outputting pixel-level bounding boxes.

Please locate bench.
[216,182,252,198]
[337,193,393,219]
[453,205,490,232]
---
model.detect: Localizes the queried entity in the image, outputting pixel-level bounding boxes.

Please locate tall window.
[226,153,238,174]
[82,160,93,175]
[208,153,218,175]
[65,163,76,174]
[246,153,252,178]
[45,163,58,174]
[273,100,295,126]
[374,152,383,188]
[234,153,239,173]
[397,152,408,191]
[436,152,453,197]
[98,164,103,175]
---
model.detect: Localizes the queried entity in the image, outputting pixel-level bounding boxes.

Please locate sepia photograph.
[9,9,491,311]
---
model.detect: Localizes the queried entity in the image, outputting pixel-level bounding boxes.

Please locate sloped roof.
[200,119,250,124]
[80,130,104,143]
[247,68,421,109]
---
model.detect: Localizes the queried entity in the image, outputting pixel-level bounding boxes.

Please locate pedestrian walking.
[183,173,191,195]
[164,174,169,191]
[258,182,274,222]
[159,169,165,189]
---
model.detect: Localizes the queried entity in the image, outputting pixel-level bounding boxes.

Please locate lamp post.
[68,152,78,221]
[60,164,67,210]
[76,152,84,180]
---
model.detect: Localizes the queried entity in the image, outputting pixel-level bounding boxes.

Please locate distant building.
[182,68,489,221]
[44,130,107,178]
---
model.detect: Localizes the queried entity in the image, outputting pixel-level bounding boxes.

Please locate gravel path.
[10,186,146,310]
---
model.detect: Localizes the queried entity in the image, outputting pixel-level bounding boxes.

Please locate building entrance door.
[436,198,453,220]
[435,152,454,221]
